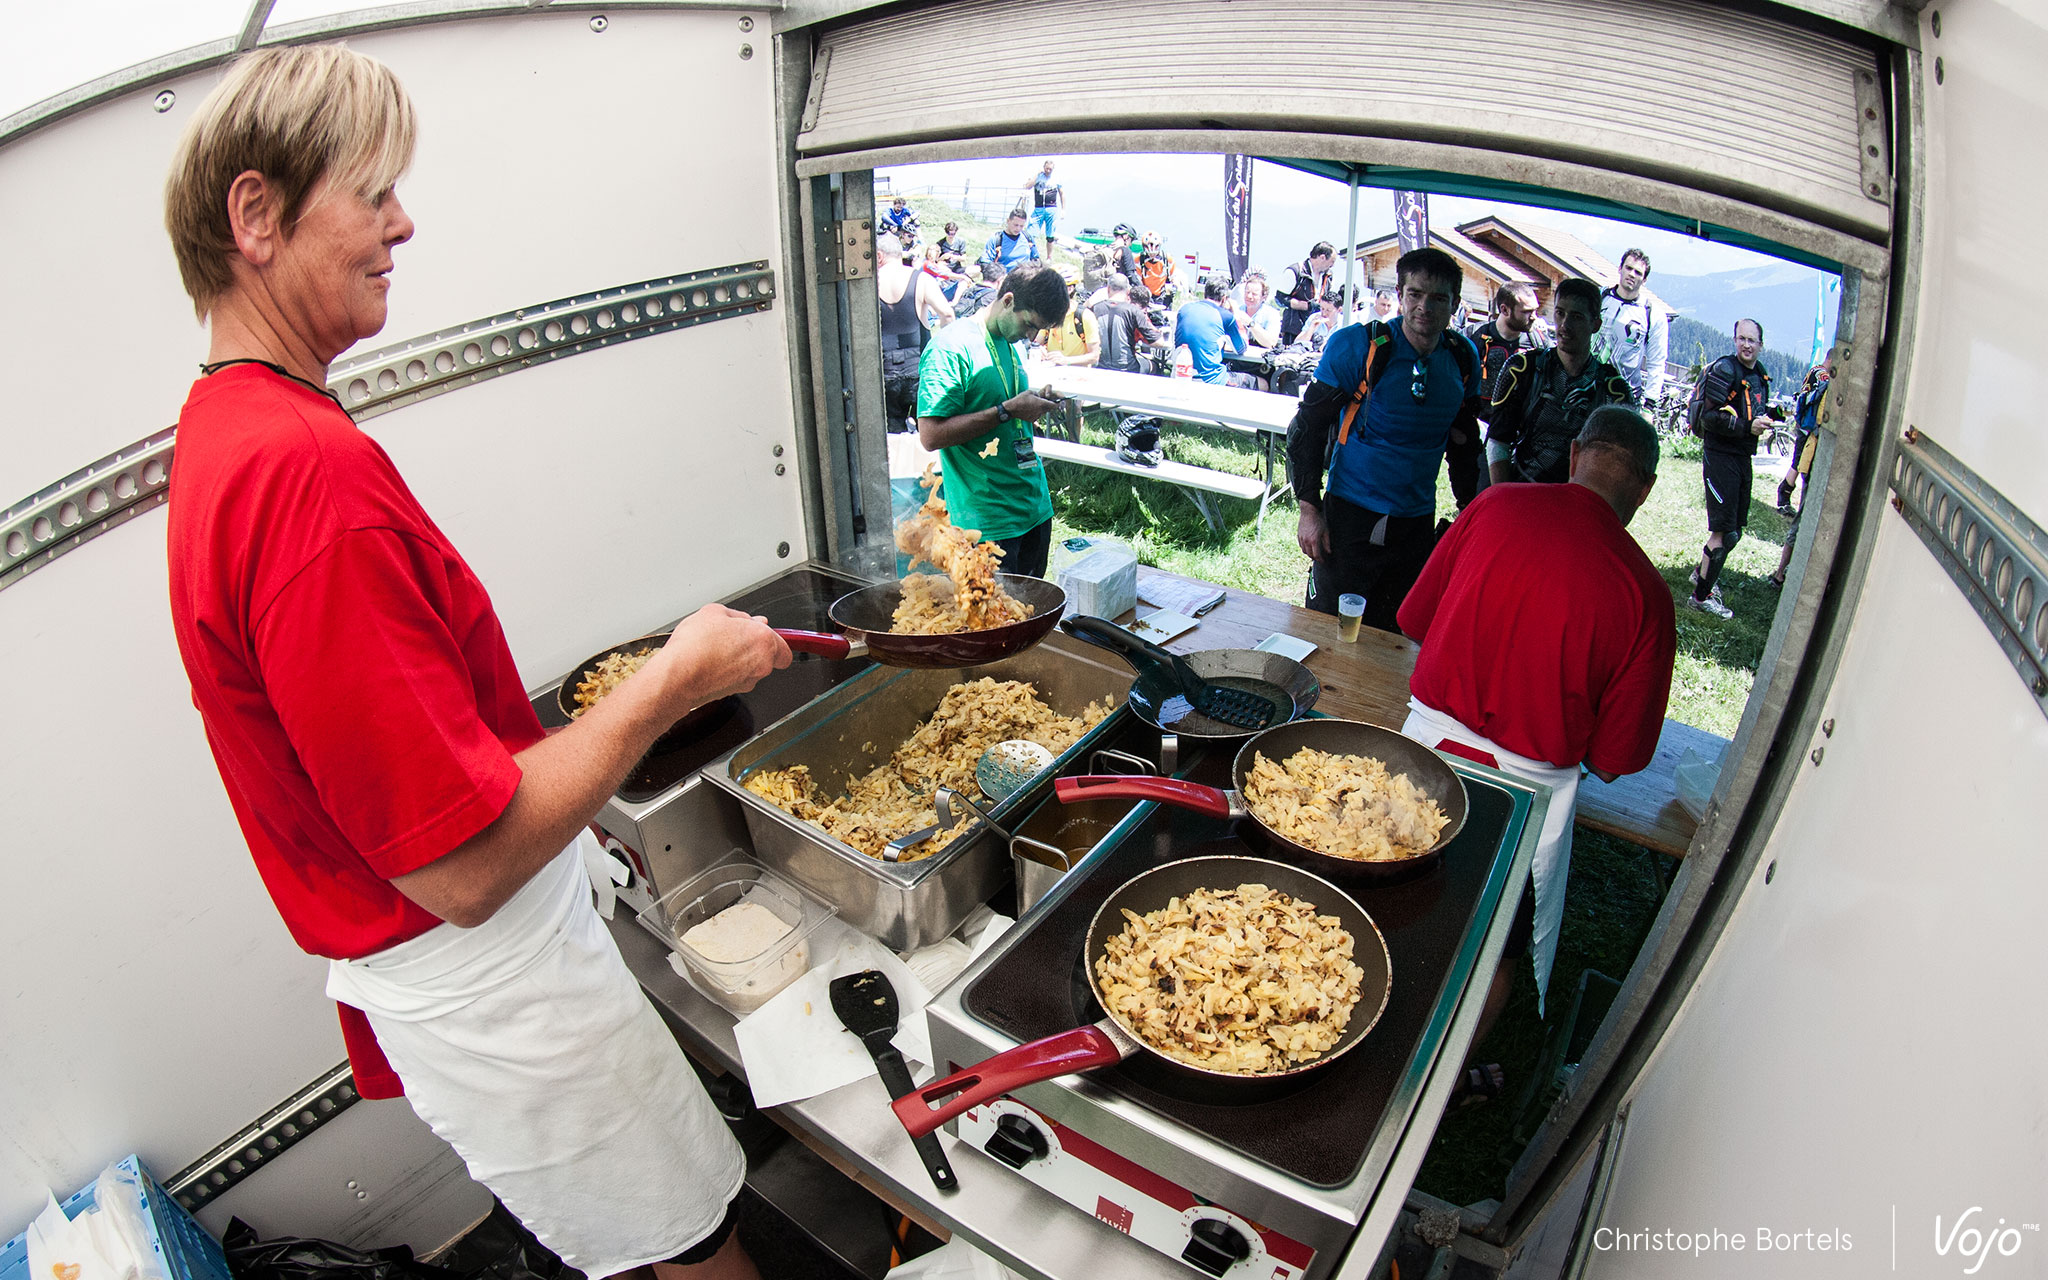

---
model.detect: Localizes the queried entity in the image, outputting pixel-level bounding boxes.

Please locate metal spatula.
[829,970,958,1192]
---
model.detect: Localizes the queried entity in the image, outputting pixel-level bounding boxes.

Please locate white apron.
[1402,698,1580,1016]
[326,835,744,1278]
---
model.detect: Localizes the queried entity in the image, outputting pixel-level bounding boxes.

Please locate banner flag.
[1394,190,1430,255]
[1224,155,1254,283]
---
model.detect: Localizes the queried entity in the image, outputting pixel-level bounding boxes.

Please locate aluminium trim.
[165,1063,361,1212]
[0,430,177,591]
[1890,431,2048,713]
[0,263,776,593]
[331,261,777,419]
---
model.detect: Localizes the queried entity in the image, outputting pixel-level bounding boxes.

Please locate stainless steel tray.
[704,631,1131,949]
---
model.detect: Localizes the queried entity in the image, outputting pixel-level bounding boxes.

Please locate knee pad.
[1720,529,1743,554]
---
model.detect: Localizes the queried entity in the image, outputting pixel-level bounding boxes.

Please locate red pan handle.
[776,629,854,659]
[1054,775,1232,819]
[891,1026,1122,1138]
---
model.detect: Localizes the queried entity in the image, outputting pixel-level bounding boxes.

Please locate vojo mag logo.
[1933,1207,2038,1275]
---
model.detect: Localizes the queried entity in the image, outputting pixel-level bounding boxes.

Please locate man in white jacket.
[1596,248,1670,409]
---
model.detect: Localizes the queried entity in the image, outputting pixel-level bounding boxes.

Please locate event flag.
[1811,274,1840,366]
[1224,154,1253,284]
[1395,190,1430,254]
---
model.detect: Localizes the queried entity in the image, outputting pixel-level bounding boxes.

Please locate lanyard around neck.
[984,321,1022,402]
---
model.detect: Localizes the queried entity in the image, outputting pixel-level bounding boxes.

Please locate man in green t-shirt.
[916,261,1070,577]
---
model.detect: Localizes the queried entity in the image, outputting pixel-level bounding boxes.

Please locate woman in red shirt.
[163,45,781,1280]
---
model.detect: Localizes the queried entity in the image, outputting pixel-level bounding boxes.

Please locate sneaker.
[1685,567,1725,606]
[1775,486,1797,517]
[1685,593,1734,619]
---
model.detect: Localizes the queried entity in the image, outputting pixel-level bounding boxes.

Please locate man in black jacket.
[1279,242,1336,345]
[1686,318,1780,618]
[1090,273,1161,374]
[1485,279,1634,486]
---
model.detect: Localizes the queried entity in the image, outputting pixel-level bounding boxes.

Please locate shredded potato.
[892,463,1033,634]
[571,647,655,717]
[743,678,1110,861]
[1095,884,1364,1074]
[1242,748,1450,862]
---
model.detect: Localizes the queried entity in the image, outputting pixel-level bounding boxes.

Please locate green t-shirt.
[915,318,1052,541]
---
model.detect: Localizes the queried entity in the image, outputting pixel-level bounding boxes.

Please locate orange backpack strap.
[1335,323,1393,446]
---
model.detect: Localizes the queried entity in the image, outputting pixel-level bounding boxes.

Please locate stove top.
[962,739,1522,1189]
[533,564,874,801]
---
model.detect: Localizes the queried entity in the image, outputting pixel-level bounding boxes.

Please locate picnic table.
[1035,364,1300,530]
[1126,566,1715,859]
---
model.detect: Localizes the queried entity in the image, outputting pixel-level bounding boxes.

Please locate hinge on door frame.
[1853,64,1891,205]
[827,218,874,281]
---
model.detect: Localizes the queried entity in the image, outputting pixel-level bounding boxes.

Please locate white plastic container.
[638,856,835,1014]
[1055,538,1138,620]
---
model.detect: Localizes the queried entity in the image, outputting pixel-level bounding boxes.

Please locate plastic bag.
[26,1164,161,1280]
[221,1220,465,1280]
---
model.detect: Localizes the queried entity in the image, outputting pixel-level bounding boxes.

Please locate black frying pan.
[779,573,1067,668]
[557,633,734,753]
[1056,719,1469,884]
[891,855,1391,1138]
[1059,615,1314,738]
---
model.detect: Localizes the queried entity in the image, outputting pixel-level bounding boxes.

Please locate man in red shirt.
[1397,405,1674,1063]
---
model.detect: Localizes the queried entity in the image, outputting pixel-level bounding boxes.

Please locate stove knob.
[981,1114,1049,1168]
[1180,1218,1251,1277]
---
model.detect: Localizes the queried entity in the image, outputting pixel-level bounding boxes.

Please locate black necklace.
[199,358,344,410]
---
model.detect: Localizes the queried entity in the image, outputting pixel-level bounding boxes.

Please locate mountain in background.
[1652,264,1838,363]
[1668,314,1810,394]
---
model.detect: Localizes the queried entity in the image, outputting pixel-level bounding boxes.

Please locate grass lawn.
[1044,406,1793,1205]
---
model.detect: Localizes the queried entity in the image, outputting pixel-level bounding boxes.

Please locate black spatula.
[829,970,958,1192]
[1060,615,1277,729]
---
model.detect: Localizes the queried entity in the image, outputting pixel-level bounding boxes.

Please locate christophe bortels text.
[1592,1226,1853,1256]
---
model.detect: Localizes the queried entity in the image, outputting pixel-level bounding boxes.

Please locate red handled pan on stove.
[1054,718,1469,884]
[891,855,1391,1139]
[775,573,1067,668]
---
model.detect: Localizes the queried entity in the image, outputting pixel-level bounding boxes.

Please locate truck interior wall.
[0,7,801,1246]
[1580,3,2048,1273]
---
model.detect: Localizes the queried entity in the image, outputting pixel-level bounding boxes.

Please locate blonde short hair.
[164,44,416,319]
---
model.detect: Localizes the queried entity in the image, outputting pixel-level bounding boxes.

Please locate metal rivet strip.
[0,262,776,593]
[165,1062,360,1212]
[0,428,176,590]
[331,261,777,421]
[1890,431,2048,714]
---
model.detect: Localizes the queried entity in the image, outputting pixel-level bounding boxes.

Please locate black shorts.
[665,1197,740,1267]
[994,519,1052,579]
[1304,494,1436,634]
[1702,449,1753,533]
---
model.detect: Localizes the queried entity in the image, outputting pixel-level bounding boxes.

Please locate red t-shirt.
[1397,482,1675,775]
[168,365,545,1092]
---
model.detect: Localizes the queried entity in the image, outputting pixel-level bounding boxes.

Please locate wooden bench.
[1035,436,1266,532]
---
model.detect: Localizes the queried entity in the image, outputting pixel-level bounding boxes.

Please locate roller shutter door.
[796,0,1890,249]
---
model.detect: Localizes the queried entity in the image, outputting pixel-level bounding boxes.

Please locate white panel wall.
[1584,515,2048,1277]
[0,7,798,1243]
[1903,0,2048,517]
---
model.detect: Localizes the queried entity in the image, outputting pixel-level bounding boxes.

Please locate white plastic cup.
[1337,593,1366,642]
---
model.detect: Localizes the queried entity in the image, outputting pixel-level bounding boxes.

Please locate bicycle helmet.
[1113,222,1137,240]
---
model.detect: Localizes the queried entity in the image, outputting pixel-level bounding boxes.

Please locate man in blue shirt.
[1285,247,1483,632]
[1172,278,1246,385]
[980,209,1041,272]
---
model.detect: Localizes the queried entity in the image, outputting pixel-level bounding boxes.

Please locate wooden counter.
[1126,568,1713,858]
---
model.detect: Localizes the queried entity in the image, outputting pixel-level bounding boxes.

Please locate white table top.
[1035,363,1301,436]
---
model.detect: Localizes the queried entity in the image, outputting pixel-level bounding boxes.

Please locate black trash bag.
[224,1219,474,1280]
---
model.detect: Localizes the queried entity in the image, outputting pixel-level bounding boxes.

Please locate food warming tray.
[704,630,1132,949]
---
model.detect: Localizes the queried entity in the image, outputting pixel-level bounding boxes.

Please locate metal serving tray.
[704,632,1131,949]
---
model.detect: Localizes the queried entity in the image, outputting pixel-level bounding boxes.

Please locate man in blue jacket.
[979,209,1041,272]
[1286,247,1483,632]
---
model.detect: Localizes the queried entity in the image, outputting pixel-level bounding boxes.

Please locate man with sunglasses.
[1287,247,1483,633]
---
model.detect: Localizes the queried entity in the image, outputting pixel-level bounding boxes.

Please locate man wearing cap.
[1399,406,1675,1041]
